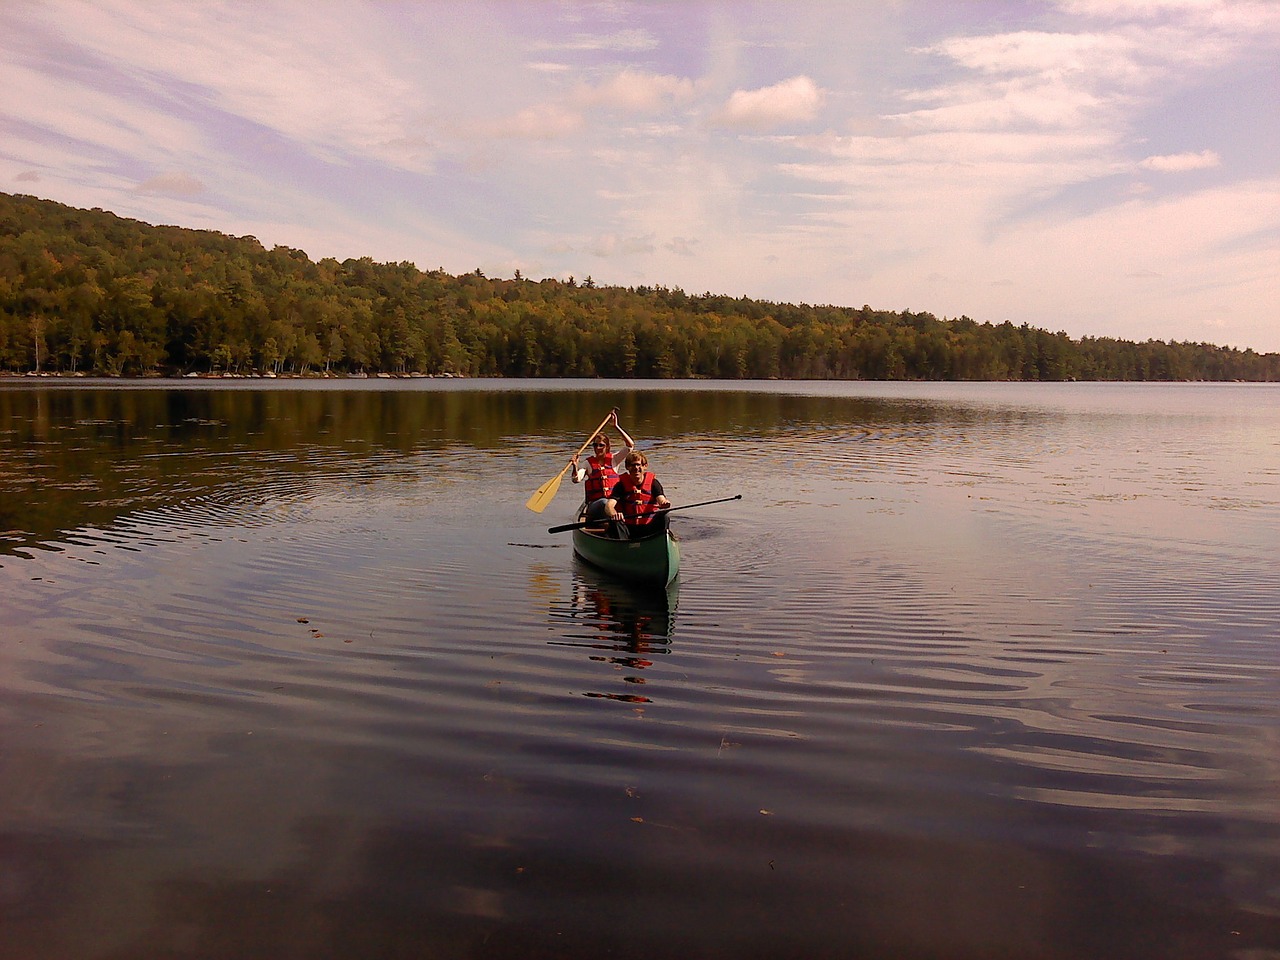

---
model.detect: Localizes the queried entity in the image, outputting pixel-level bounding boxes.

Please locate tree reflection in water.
[547,560,679,704]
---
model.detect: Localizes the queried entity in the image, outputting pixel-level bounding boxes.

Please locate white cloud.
[1140,150,1221,172]
[486,103,585,141]
[469,69,695,149]
[0,57,205,164]
[15,0,436,172]
[589,234,656,257]
[896,29,1158,138]
[714,76,823,131]
[888,77,1109,131]
[576,69,696,114]
[785,128,1121,203]
[546,29,658,52]
[528,61,572,74]
[923,31,1139,79]
[1060,0,1201,10]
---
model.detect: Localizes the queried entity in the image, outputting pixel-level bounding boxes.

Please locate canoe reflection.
[547,560,680,704]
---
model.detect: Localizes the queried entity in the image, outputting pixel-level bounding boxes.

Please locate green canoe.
[571,515,680,588]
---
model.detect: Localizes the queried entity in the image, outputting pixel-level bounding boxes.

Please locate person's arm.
[607,411,635,467]
[604,480,625,519]
[569,453,586,483]
[614,415,636,452]
[652,477,671,509]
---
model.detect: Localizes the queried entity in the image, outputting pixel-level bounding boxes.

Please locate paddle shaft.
[525,407,618,513]
[546,494,742,533]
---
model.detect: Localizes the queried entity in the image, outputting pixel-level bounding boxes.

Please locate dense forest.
[2,191,1277,381]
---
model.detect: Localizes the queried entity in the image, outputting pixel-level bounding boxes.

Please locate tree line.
[2,191,1276,381]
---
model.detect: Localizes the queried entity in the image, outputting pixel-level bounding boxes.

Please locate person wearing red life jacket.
[569,410,634,507]
[603,450,671,539]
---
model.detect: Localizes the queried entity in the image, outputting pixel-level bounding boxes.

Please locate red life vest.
[583,455,619,503]
[616,471,658,525]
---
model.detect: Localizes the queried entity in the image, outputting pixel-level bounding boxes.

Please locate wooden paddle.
[525,408,618,513]
[546,495,742,533]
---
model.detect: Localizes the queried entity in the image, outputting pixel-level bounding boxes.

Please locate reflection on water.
[1,380,1279,960]
[548,563,679,704]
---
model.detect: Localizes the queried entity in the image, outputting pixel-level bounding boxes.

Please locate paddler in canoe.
[596,449,672,540]
[568,410,635,511]
[570,447,679,585]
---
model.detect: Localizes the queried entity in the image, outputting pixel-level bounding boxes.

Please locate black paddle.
[547,494,742,533]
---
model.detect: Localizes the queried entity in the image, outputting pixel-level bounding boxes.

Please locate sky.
[2,0,1278,351]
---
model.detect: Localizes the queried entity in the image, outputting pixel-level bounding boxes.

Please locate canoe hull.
[571,522,680,588]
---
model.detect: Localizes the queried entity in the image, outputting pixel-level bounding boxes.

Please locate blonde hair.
[624,450,648,469]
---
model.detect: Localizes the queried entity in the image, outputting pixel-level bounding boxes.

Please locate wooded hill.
[2,191,1276,381]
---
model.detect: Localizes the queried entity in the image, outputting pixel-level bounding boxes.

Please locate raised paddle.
[525,408,619,513]
[546,494,742,533]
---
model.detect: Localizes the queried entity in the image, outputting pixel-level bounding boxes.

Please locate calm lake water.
[1,379,1278,960]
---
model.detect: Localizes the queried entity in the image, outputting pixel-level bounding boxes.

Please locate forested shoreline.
[2,191,1277,381]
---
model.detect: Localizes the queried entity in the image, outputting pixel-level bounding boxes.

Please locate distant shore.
[0,370,467,380]
[3,370,1274,385]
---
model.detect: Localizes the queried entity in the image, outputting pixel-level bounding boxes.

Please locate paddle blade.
[525,469,566,513]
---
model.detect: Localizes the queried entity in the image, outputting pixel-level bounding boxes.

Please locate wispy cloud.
[543,29,658,52]
[1140,150,1222,172]
[486,103,585,141]
[588,233,656,257]
[713,76,823,131]
[922,31,1140,80]
[15,0,434,172]
[134,172,206,196]
[576,69,696,113]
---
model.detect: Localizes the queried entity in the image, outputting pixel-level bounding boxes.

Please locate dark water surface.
[1,380,1278,960]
